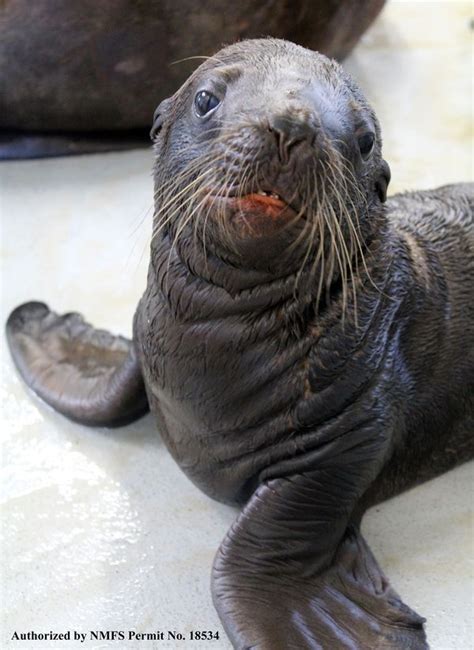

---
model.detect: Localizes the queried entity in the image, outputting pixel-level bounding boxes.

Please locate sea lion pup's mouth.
[236,190,288,215]
[207,187,302,238]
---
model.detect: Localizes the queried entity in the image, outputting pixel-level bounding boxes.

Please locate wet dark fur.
[137,40,473,508]
[6,39,473,649]
[136,185,473,507]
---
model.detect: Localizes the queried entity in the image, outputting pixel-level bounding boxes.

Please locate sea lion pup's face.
[151,38,390,282]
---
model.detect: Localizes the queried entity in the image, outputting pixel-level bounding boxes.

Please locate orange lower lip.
[242,193,287,209]
[234,193,288,218]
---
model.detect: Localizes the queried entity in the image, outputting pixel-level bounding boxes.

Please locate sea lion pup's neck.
[149,203,390,332]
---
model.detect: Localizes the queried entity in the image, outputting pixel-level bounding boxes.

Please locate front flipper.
[213,474,427,650]
[6,302,149,427]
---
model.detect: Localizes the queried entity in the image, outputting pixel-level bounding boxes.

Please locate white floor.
[1,2,473,649]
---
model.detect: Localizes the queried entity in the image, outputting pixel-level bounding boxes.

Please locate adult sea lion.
[6,39,473,649]
[0,0,385,159]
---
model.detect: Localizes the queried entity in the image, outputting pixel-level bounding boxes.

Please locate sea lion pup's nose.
[267,112,316,163]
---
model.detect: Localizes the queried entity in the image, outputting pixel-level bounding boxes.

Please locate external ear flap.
[150,97,172,141]
[376,159,391,202]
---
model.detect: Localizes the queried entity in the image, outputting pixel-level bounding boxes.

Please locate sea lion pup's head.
[150,38,390,296]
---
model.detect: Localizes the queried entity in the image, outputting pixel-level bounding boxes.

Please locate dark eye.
[194,90,220,117]
[358,132,375,159]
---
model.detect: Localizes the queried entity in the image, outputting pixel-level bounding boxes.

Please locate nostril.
[267,115,314,162]
[267,124,285,155]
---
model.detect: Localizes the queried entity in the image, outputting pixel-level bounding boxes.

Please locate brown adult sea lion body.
[0,0,385,158]
[6,39,473,649]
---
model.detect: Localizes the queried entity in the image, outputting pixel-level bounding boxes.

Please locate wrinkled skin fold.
[5,39,474,650]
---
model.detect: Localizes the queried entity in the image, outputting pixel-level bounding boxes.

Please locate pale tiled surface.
[1,2,473,649]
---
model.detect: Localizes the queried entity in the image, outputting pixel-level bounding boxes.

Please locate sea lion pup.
[6,39,473,649]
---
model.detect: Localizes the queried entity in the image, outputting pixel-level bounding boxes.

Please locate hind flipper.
[6,302,149,427]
